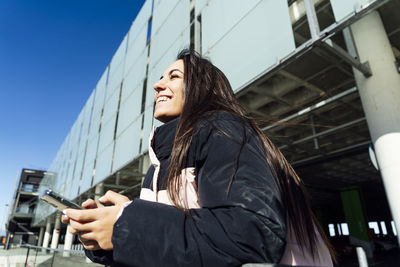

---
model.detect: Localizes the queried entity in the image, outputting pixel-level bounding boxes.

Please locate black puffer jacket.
[86,112,286,266]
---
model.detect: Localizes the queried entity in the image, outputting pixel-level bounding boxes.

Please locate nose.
[153,78,167,93]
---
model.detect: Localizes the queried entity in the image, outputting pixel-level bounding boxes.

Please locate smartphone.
[40,189,84,211]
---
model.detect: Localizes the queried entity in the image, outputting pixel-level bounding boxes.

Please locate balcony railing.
[20,184,40,193]
[14,205,35,216]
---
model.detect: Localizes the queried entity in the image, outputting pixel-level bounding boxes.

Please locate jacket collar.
[149,118,179,162]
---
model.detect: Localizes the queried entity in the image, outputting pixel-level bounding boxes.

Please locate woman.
[63,49,335,266]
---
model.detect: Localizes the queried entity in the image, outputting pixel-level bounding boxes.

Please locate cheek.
[168,97,183,114]
[176,92,184,112]
[176,85,184,106]
[154,98,182,116]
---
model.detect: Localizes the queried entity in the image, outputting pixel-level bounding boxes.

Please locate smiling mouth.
[156,96,172,103]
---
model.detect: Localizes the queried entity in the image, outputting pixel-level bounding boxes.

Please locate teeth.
[157,96,169,103]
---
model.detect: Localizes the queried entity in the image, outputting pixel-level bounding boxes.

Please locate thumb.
[98,190,130,205]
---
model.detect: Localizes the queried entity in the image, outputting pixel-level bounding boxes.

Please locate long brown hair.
[165,49,335,261]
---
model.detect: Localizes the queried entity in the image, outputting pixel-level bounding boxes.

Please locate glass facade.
[331,0,377,21]
[201,0,295,92]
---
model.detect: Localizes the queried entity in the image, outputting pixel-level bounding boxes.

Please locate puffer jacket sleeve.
[85,249,115,266]
[109,114,287,267]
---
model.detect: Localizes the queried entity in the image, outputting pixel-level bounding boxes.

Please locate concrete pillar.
[349,10,400,246]
[37,226,45,246]
[94,183,104,202]
[42,219,52,249]
[63,225,74,257]
[356,247,369,267]
[50,213,61,249]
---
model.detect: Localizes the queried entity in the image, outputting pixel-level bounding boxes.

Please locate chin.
[154,113,179,123]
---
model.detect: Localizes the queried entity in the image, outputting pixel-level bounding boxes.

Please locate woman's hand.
[65,191,131,251]
[61,198,102,224]
[61,198,104,250]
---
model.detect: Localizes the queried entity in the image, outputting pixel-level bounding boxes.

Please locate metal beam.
[262,87,358,131]
[119,171,145,177]
[342,28,358,58]
[279,117,366,150]
[304,0,321,41]
[388,26,400,38]
[309,114,319,149]
[103,184,130,190]
[292,0,331,32]
[279,70,327,96]
[318,39,372,77]
[294,32,354,77]
[247,108,269,118]
[250,86,293,108]
[292,140,371,167]
[118,182,142,195]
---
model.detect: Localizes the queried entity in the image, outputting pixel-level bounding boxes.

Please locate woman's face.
[153,59,184,123]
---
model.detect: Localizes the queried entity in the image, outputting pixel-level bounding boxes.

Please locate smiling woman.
[153,60,185,123]
[62,49,335,267]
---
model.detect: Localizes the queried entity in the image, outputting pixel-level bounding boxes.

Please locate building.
[5,169,45,248]
[31,0,400,264]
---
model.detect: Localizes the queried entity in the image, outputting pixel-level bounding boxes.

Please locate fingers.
[65,208,99,222]
[69,218,97,232]
[81,199,104,209]
[78,233,90,242]
[82,242,100,251]
[78,235,101,251]
[79,231,95,240]
[62,198,100,225]
[61,214,69,224]
[65,221,83,235]
[99,190,130,205]
[66,205,119,252]
[68,225,79,235]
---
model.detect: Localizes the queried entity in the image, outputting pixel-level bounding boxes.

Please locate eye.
[170,74,179,79]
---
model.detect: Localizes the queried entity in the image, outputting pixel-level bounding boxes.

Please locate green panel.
[340,187,369,241]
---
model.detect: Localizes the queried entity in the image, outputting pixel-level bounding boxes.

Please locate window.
[328,224,335,237]
[368,222,380,234]
[341,223,349,235]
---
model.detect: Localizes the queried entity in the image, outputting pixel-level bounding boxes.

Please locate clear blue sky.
[0,0,146,235]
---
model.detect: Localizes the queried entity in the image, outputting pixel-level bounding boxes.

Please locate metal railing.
[19,244,103,267]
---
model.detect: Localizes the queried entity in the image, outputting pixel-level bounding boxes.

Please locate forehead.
[162,59,184,75]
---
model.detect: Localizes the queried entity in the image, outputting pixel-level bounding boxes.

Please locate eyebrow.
[160,69,184,80]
